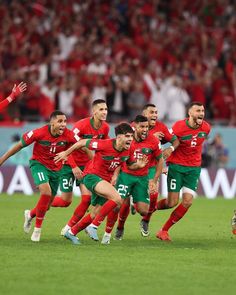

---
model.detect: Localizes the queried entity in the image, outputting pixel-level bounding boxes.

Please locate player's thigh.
[182,167,201,192]
[115,171,133,200]
[132,175,149,204]
[80,183,91,196]
[59,165,75,194]
[95,180,120,201]
[30,162,50,186]
[167,165,183,193]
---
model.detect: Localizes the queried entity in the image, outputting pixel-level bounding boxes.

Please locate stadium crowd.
[0,0,236,125]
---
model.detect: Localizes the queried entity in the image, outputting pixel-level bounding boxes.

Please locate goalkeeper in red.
[0,82,27,110]
[156,102,211,241]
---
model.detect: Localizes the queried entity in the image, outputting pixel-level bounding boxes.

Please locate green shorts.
[30,160,61,196]
[148,166,156,180]
[83,174,107,206]
[116,171,149,204]
[59,165,85,193]
[167,164,201,193]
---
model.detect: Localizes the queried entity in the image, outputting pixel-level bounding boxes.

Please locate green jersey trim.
[85,139,92,148]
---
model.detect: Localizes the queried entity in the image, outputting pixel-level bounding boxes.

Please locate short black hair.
[92,99,106,107]
[142,104,156,111]
[134,115,148,123]
[115,123,134,136]
[49,110,66,120]
[188,101,204,110]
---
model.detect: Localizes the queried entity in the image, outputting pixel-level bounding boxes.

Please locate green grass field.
[0,194,235,295]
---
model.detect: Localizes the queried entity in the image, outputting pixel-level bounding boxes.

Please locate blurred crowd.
[0,0,236,125]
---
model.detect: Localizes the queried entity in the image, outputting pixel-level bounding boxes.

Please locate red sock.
[71,213,93,235]
[156,198,169,210]
[51,196,71,207]
[162,203,189,231]
[30,207,37,218]
[105,210,119,234]
[35,194,51,228]
[117,202,130,229]
[142,192,158,222]
[92,200,118,227]
[68,195,91,227]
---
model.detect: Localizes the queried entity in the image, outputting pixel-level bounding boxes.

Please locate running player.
[51,99,109,235]
[156,102,211,241]
[102,114,163,244]
[54,122,143,245]
[0,111,79,242]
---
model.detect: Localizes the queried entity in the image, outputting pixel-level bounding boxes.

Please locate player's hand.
[11,82,27,98]
[149,179,157,194]
[136,155,149,168]
[54,152,68,163]
[162,147,173,160]
[153,131,164,140]
[72,167,83,180]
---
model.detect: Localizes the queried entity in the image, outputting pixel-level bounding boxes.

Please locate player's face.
[93,103,108,121]
[143,107,158,127]
[117,133,133,150]
[135,121,149,140]
[50,115,67,136]
[189,105,205,127]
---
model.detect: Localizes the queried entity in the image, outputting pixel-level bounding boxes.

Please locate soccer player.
[138,104,179,236]
[0,110,79,242]
[54,122,147,245]
[102,115,163,244]
[0,82,27,110]
[156,102,211,241]
[52,99,109,235]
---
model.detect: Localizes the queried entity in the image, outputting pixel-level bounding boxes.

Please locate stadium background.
[0,2,235,295]
[0,0,236,197]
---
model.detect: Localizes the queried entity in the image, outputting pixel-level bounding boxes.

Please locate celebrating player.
[156,102,211,241]
[0,111,79,242]
[138,104,179,237]
[0,82,27,110]
[51,99,109,235]
[54,122,147,245]
[102,115,163,244]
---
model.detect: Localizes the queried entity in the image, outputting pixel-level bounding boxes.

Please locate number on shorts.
[170,178,177,190]
[37,172,45,181]
[62,178,73,190]
[117,184,128,197]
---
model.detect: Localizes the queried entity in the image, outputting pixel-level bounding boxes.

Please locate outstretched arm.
[0,82,27,111]
[0,142,24,166]
[54,139,89,163]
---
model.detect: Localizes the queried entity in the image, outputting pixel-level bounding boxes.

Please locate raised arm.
[0,82,27,111]
[0,141,24,166]
[54,139,89,163]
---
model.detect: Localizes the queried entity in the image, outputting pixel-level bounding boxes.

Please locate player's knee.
[138,208,149,216]
[182,199,193,208]
[167,199,178,208]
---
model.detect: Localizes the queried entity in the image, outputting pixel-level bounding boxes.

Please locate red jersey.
[148,121,177,167]
[21,125,78,171]
[83,139,130,182]
[167,119,211,167]
[71,117,109,166]
[122,134,162,176]
[149,121,177,144]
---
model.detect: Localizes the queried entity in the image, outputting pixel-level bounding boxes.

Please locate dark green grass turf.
[0,194,235,295]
